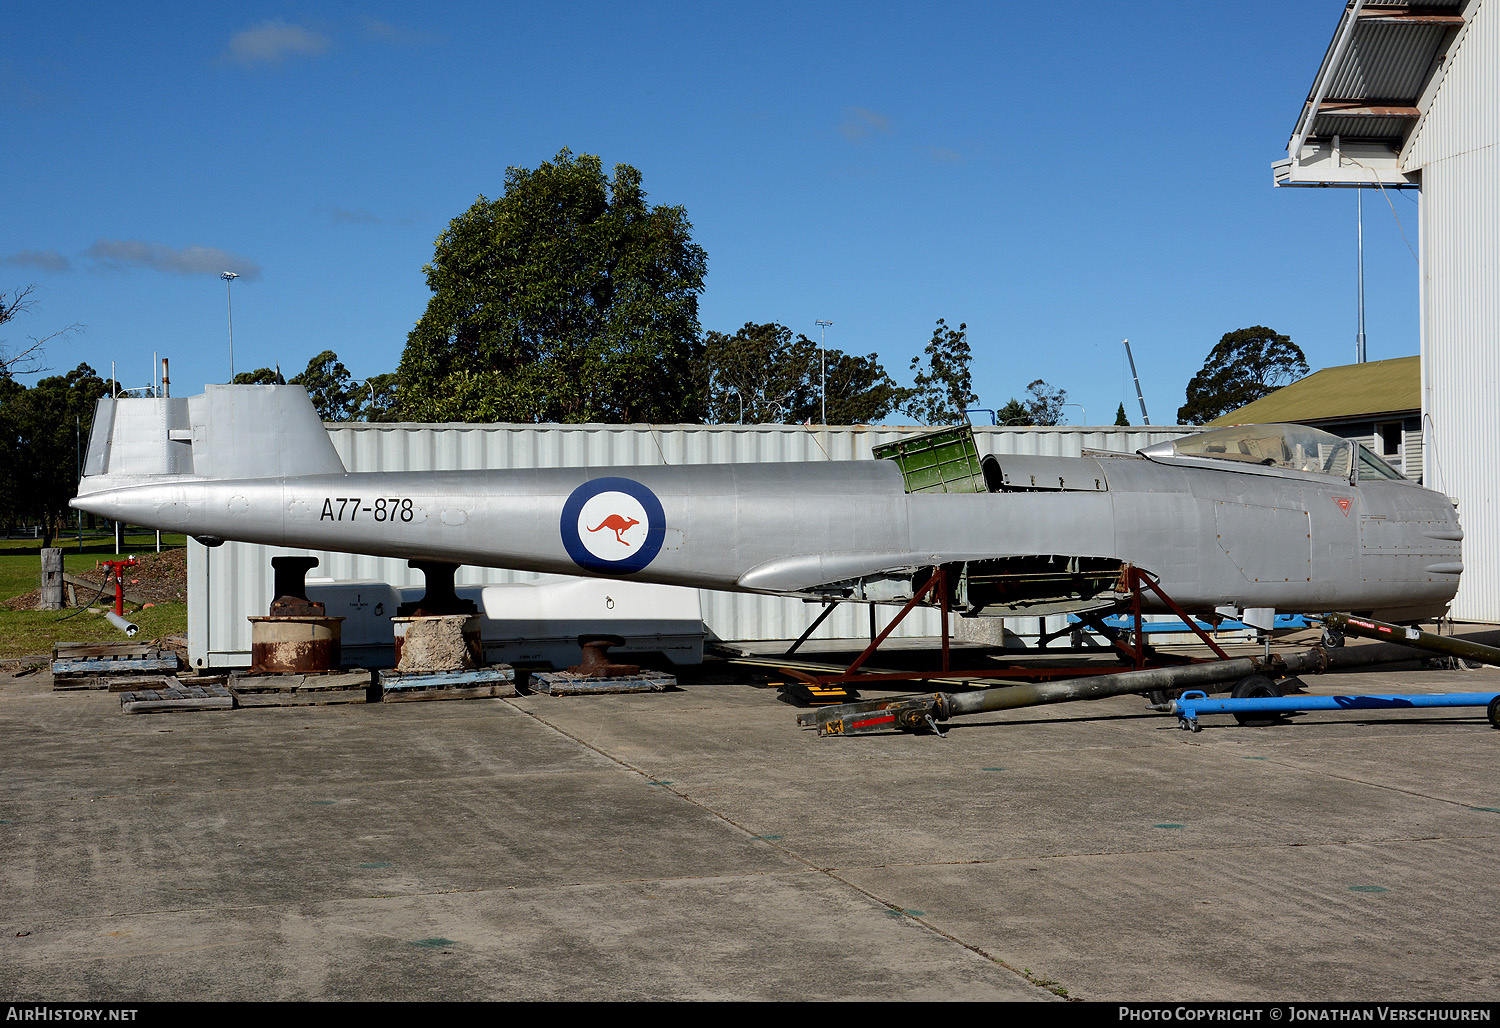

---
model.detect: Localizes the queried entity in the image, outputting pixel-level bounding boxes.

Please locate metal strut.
[780,563,1223,693]
[785,600,841,656]
[1121,566,1232,664]
[841,566,950,678]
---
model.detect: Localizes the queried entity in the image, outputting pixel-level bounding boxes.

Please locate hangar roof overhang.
[1273,0,1473,188]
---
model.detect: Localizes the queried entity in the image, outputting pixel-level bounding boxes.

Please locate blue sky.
[3,2,1422,425]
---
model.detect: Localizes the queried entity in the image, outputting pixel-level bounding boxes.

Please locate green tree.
[0,364,112,545]
[397,148,708,423]
[822,347,908,424]
[1114,402,1130,426]
[699,323,806,423]
[699,322,905,424]
[1025,379,1068,426]
[1178,326,1308,425]
[995,398,1030,426]
[290,350,357,421]
[904,318,977,425]
[232,367,283,385]
[353,373,400,422]
[0,376,26,529]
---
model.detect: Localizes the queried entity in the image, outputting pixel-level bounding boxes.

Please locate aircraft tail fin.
[77,384,346,494]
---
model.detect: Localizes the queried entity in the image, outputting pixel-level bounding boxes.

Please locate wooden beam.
[1356,6,1465,25]
[1318,99,1422,118]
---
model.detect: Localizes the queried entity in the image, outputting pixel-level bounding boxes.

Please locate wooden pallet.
[119,682,233,714]
[52,642,180,687]
[52,674,113,692]
[228,670,374,707]
[101,674,180,694]
[377,666,516,702]
[54,642,156,658]
[527,670,676,695]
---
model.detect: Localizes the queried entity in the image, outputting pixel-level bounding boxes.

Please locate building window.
[1377,422,1404,474]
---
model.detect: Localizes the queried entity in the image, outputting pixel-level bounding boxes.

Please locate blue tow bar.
[1169,690,1500,732]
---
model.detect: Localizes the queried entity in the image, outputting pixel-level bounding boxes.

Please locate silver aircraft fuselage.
[71,388,1462,623]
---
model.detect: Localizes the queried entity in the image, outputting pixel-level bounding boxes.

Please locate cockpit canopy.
[1139,423,1407,482]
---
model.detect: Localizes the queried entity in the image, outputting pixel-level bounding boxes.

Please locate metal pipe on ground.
[805,636,1456,737]
[105,611,140,637]
[1166,691,1500,732]
[1322,614,1500,668]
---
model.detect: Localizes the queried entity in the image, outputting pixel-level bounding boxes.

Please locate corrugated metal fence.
[188,422,1187,668]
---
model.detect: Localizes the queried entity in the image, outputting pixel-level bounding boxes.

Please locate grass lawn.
[0,604,188,660]
[0,534,190,659]
[0,533,188,599]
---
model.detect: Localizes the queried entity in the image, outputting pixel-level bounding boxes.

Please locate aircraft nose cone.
[70,485,185,529]
[70,490,119,517]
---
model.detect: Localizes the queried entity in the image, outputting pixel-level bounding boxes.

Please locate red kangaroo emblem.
[588,514,640,546]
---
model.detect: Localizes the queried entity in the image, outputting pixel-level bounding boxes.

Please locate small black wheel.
[1322,628,1345,649]
[1231,675,1283,726]
[1487,696,1500,730]
[1231,675,1280,699]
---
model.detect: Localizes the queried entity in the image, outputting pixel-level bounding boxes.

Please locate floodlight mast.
[816,320,833,425]
[221,272,239,380]
[1357,190,1367,364]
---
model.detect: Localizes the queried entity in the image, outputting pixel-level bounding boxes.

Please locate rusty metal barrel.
[248,614,344,673]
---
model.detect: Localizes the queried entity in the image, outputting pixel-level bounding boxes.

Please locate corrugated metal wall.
[188,422,1187,667]
[1404,1,1500,621]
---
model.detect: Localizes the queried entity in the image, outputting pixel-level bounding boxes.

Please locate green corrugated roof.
[1209,355,1419,426]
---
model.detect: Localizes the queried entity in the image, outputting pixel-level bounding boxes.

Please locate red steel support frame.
[841,566,950,678]
[778,563,1230,690]
[1123,565,1231,663]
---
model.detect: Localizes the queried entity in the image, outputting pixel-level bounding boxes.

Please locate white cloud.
[226,20,330,65]
[84,239,262,280]
[330,207,380,226]
[2,250,70,272]
[840,106,892,143]
[362,17,437,46]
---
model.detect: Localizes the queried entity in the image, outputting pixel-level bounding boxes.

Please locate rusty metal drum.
[248,615,344,673]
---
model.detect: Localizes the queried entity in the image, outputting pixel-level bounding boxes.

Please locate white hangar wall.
[1404,3,1500,621]
[188,422,1187,669]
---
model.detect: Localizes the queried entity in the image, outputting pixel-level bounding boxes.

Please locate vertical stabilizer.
[76,385,345,494]
[187,385,345,480]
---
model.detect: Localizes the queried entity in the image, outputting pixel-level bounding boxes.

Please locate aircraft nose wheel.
[1230,674,1284,726]
[1488,696,1500,730]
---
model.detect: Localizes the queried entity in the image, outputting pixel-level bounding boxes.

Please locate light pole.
[815,320,833,424]
[1356,189,1367,364]
[1061,402,1086,425]
[221,271,239,380]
